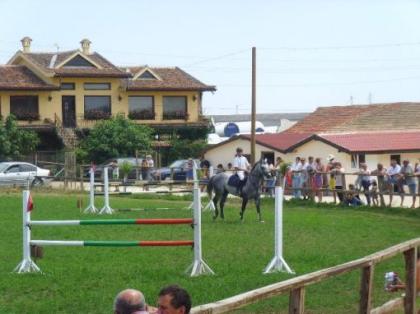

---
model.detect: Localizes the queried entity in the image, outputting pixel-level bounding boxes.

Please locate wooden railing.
[191,238,420,314]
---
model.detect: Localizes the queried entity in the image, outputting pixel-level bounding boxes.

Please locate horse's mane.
[250,159,262,173]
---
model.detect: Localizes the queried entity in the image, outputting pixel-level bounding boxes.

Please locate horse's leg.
[212,193,221,220]
[220,190,229,220]
[240,197,248,221]
[255,195,263,222]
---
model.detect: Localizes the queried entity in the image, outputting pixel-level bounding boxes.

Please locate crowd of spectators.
[283,155,420,208]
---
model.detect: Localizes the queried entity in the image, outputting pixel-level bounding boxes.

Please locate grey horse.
[207,158,271,221]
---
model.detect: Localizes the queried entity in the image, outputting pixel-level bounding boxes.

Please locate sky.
[1,0,420,115]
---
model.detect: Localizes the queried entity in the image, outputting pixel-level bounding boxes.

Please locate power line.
[182,49,249,67]
[260,41,420,51]
[216,75,420,88]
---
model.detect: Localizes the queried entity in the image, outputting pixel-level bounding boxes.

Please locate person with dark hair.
[114,289,154,314]
[158,285,191,314]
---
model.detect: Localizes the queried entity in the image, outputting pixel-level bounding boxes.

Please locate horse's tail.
[207,176,214,199]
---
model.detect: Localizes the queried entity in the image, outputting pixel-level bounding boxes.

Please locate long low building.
[205,103,420,171]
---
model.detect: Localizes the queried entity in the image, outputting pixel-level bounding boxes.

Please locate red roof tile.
[123,66,215,91]
[0,65,58,90]
[287,103,420,133]
[22,51,131,78]
[319,131,420,153]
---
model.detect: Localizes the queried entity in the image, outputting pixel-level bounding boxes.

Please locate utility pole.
[250,47,256,165]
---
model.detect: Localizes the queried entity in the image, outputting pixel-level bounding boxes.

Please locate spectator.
[158,285,191,314]
[274,156,283,186]
[141,159,149,181]
[371,180,379,206]
[291,156,303,199]
[186,158,194,181]
[110,160,119,180]
[358,163,372,206]
[216,163,224,173]
[387,159,401,207]
[227,162,233,172]
[399,159,417,208]
[344,184,363,206]
[313,157,324,203]
[306,156,316,200]
[371,163,387,207]
[331,162,346,203]
[114,289,156,314]
[322,154,335,193]
[300,157,309,200]
[146,155,154,180]
[199,155,211,179]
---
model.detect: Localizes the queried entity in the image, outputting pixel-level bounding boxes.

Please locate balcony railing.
[162,111,189,120]
[128,110,155,120]
[83,110,112,120]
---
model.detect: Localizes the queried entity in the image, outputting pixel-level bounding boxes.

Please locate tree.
[77,115,153,163]
[166,138,207,163]
[0,115,39,160]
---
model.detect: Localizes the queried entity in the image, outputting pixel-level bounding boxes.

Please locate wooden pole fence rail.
[191,238,420,314]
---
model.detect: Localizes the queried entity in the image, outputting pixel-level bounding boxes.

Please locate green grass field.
[0,191,419,313]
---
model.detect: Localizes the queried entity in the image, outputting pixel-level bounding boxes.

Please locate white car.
[0,162,51,187]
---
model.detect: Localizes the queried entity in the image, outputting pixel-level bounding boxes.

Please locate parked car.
[0,162,51,187]
[151,159,199,181]
[85,158,143,180]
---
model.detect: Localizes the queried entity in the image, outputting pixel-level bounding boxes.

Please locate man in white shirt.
[232,147,250,193]
[291,157,303,199]
[387,159,401,206]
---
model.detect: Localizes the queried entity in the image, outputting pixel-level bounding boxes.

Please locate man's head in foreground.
[114,289,147,314]
[158,285,191,314]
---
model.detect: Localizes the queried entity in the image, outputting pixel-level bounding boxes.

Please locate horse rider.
[233,147,250,194]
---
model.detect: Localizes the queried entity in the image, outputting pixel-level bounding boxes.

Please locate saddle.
[228,174,247,194]
[228,174,241,188]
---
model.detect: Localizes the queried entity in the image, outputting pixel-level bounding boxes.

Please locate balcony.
[128,110,155,120]
[162,111,189,120]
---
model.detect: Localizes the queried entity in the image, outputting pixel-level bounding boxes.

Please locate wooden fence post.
[289,287,305,314]
[404,247,417,314]
[359,264,374,314]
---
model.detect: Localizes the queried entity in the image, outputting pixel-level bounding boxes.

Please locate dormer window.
[63,55,96,67]
[138,70,157,80]
[134,68,160,80]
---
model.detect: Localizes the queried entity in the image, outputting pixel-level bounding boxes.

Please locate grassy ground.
[0,191,419,313]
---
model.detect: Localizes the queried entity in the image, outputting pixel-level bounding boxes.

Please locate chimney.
[80,38,92,55]
[21,36,32,53]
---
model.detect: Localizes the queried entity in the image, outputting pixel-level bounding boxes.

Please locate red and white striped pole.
[14,190,41,273]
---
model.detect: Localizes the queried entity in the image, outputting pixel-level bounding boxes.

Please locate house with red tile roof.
[204,103,420,171]
[0,37,215,149]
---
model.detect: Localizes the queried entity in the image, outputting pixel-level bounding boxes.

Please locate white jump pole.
[203,166,215,212]
[14,190,41,273]
[84,167,97,214]
[187,162,203,210]
[187,162,214,277]
[99,167,114,214]
[263,186,294,274]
